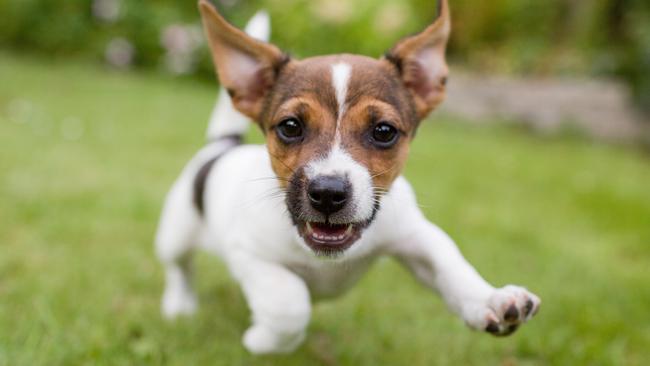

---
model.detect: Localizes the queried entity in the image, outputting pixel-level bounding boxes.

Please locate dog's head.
[199,0,450,256]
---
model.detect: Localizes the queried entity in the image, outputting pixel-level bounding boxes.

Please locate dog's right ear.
[384,0,450,120]
[199,0,287,121]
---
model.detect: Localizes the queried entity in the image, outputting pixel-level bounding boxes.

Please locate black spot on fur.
[193,136,242,215]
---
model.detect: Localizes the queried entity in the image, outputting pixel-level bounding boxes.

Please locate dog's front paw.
[464,285,541,337]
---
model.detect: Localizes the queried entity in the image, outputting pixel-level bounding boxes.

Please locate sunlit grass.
[1,53,649,365]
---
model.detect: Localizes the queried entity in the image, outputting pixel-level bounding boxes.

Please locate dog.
[155,0,541,354]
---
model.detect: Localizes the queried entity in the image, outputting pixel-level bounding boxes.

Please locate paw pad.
[481,285,541,337]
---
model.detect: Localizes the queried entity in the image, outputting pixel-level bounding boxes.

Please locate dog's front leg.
[227,251,311,354]
[389,211,540,336]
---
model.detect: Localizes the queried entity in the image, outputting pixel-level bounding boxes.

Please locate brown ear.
[199,0,287,120]
[384,0,450,119]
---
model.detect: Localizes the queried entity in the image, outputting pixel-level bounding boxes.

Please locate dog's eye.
[371,122,399,148]
[276,118,304,143]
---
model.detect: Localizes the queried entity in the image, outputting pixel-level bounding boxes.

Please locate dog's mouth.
[297,221,363,255]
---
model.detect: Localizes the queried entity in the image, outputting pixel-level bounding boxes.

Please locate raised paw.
[464,285,540,337]
[483,285,540,336]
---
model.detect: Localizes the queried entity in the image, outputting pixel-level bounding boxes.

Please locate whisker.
[268,152,297,175]
[236,186,288,210]
[246,176,291,183]
[370,164,398,179]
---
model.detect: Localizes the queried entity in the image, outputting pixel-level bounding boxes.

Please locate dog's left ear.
[384,0,450,119]
[199,0,286,121]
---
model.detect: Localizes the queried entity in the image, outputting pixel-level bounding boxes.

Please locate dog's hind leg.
[155,175,201,319]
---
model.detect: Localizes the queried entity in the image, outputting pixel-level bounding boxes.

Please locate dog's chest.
[286,256,376,299]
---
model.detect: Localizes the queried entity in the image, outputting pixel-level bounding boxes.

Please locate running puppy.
[156,0,541,354]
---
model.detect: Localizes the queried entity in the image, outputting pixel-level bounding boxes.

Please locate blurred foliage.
[0,0,648,113]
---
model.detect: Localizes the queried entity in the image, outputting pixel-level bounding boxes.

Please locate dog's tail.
[205,10,271,142]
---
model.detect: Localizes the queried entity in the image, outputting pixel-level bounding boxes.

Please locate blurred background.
[2,0,650,139]
[1,0,649,365]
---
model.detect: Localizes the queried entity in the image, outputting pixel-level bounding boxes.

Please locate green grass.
[1,52,650,365]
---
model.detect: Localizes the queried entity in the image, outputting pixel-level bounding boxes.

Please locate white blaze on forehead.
[331,62,352,126]
[307,62,373,223]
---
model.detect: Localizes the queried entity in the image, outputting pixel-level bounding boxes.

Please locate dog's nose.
[307,176,349,215]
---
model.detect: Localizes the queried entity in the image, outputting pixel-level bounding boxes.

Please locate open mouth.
[298,221,363,254]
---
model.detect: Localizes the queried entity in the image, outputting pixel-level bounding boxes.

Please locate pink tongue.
[311,223,347,236]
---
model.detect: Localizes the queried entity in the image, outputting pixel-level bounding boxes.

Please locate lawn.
[1,53,649,366]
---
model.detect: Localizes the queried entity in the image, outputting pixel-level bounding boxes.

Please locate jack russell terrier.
[156,0,541,354]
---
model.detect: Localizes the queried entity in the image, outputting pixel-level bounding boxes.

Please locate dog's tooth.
[306,222,313,234]
[345,225,353,235]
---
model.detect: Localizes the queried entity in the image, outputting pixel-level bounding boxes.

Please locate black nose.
[307,176,349,215]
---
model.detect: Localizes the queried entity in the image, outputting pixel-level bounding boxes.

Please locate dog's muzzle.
[286,169,377,257]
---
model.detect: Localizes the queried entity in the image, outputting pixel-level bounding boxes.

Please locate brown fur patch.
[265,93,336,186]
[261,55,418,191]
[339,96,410,191]
[200,0,451,193]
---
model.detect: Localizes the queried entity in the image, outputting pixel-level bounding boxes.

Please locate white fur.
[206,90,249,140]
[157,17,539,354]
[156,145,540,353]
[156,141,240,319]
[244,10,270,42]
[331,62,351,127]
